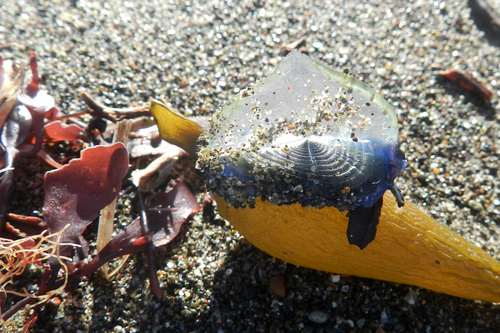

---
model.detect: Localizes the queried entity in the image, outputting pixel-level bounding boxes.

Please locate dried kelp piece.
[440,68,493,101]
[280,36,308,55]
[65,181,200,290]
[131,145,186,192]
[97,119,133,278]
[43,143,129,258]
[81,92,150,122]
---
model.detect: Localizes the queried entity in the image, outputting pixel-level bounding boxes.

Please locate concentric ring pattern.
[254,137,373,192]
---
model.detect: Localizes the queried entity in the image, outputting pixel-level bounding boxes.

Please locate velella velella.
[150,52,500,302]
[197,50,407,249]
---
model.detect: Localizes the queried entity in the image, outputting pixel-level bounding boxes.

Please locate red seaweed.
[65,181,200,294]
[1,52,202,329]
[41,120,86,144]
[43,143,129,258]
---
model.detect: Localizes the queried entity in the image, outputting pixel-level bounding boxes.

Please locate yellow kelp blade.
[149,100,203,156]
[215,192,500,302]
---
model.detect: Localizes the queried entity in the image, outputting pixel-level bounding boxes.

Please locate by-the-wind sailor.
[197,50,407,249]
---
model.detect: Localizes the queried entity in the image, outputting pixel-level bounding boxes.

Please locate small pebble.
[268,274,286,297]
[381,311,390,324]
[405,288,419,305]
[468,200,483,212]
[308,310,328,324]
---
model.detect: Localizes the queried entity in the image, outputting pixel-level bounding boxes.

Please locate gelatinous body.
[198,50,406,248]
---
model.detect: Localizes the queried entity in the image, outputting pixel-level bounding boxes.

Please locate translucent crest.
[204,49,399,153]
